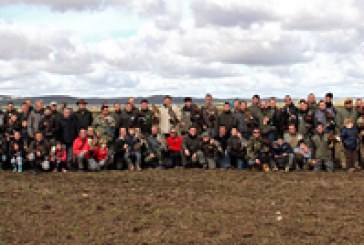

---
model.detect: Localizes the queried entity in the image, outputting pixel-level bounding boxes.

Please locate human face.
[79,129,87,139]
[253,130,260,138]
[205,96,212,105]
[63,109,71,118]
[300,102,308,111]
[35,133,43,142]
[288,125,296,135]
[151,126,158,135]
[285,96,292,106]
[102,107,109,116]
[189,127,197,136]
[141,102,148,110]
[316,125,324,134]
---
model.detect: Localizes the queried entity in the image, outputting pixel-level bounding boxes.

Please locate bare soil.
[1,170,364,244]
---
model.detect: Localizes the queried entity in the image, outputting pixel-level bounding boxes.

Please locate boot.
[136,163,142,171]
[284,166,290,173]
[128,163,134,171]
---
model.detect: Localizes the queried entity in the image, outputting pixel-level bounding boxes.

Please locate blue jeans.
[219,151,230,168]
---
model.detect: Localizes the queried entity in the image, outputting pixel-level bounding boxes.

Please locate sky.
[0,0,363,98]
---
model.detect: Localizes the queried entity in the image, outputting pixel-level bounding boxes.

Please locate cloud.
[0,0,364,98]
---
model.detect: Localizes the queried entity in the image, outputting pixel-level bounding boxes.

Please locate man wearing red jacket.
[73,129,91,171]
[166,128,183,168]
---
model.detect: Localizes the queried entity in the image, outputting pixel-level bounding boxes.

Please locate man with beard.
[201,93,219,138]
[74,99,93,130]
[281,95,298,132]
[217,102,237,137]
[180,97,202,135]
[138,99,154,136]
[324,92,336,120]
[297,99,314,139]
[182,126,204,168]
[119,102,139,130]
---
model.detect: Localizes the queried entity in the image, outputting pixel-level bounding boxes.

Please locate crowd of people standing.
[1,92,363,173]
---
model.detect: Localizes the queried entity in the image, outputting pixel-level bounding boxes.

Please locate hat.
[325,92,333,99]
[184,97,192,102]
[344,98,353,104]
[141,99,149,103]
[201,132,210,137]
[252,94,260,99]
[76,99,88,105]
[50,101,57,106]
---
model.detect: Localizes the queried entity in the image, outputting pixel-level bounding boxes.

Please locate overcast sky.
[0,0,363,98]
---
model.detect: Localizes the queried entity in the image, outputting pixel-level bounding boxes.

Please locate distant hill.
[0,95,359,107]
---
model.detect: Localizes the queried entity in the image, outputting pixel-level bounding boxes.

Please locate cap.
[76,99,88,105]
[184,97,192,102]
[201,132,210,137]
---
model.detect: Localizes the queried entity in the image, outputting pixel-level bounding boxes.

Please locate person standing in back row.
[74,99,93,130]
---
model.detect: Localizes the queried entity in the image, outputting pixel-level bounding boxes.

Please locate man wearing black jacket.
[58,108,79,167]
[74,99,93,130]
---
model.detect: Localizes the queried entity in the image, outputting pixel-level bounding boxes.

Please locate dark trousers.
[345,148,357,169]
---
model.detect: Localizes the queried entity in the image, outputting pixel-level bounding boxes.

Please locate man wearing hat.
[335,98,358,130]
[74,99,93,130]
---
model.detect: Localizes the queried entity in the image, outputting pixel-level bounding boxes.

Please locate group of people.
[0,92,363,173]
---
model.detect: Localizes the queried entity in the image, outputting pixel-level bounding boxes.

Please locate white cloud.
[0,0,364,98]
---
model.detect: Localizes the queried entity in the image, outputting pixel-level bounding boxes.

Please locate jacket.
[341,127,358,150]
